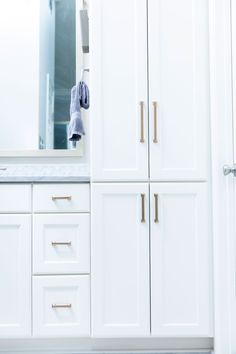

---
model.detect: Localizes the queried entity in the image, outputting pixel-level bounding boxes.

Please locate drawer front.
[33,275,90,337]
[0,184,31,213]
[33,214,90,274]
[33,184,90,213]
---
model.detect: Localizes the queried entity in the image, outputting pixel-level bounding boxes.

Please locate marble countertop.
[0,164,90,183]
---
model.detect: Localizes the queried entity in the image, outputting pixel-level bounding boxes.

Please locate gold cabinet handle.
[140,101,145,143]
[51,241,72,246]
[141,193,145,223]
[154,194,159,223]
[153,101,158,143]
[52,196,72,201]
[52,304,72,309]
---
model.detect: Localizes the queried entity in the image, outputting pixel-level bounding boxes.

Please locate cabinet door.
[149,0,209,181]
[150,183,212,336]
[0,215,31,337]
[91,184,150,337]
[90,0,148,181]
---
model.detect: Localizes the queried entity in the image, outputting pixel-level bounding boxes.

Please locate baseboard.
[0,338,213,353]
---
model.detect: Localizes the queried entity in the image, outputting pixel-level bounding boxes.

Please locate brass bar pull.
[52,304,72,309]
[154,194,159,223]
[141,193,145,223]
[153,101,158,143]
[140,101,144,143]
[51,241,72,246]
[52,196,72,201]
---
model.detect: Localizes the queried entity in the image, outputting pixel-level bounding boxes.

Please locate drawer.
[33,275,90,337]
[33,184,90,213]
[33,214,90,274]
[0,184,31,213]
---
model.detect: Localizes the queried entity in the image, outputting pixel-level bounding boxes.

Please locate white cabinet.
[0,215,31,337]
[33,275,90,337]
[0,184,31,213]
[150,183,212,336]
[91,184,150,337]
[91,0,148,181]
[33,183,90,213]
[33,214,90,274]
[148,0,209,181]
[32,183,91,337]
[91,0,210,181]
[91,183,212,337]
[0,183,90,339]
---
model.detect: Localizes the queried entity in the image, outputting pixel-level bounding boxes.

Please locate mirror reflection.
[0,0,89,152]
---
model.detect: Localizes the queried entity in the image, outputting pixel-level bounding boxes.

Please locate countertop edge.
[0,176,90,183]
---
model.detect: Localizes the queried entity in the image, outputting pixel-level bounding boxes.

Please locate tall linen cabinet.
[90,0,212,338]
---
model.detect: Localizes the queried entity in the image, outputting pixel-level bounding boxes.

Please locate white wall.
[0,0,40,150]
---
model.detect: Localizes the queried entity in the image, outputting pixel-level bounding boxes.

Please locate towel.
[80,81,90,109]
[68,81,89,142]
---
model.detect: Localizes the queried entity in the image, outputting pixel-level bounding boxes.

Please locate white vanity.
[0,0,236,353]
[0,180,90,338]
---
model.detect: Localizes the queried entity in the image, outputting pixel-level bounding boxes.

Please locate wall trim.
[209,0,235,353]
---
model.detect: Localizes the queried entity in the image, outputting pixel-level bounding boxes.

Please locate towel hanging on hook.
[68,80,90,142]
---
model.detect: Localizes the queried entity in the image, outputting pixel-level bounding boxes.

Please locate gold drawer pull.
[140,101,145,143]
[141,193,145,223]
[154,194,159,223]
[153,101,158,143]
[51,241,72,246]
[52,196,72,201]
[52,304,72,309]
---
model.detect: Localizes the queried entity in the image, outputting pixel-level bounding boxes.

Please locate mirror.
[0,0,89,155]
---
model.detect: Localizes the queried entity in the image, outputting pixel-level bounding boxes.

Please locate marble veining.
[0,164,89,182]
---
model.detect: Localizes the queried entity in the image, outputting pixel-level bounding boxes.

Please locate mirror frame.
[0,143,83,157]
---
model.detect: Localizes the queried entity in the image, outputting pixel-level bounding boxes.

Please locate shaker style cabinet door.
[0,215,31,337]
[90,0,148,181]
[150,183,212,336]
[149,0,209,181]
[91,184,150,337]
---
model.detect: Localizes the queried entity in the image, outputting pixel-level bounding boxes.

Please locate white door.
[91,183,150,337]
[90,0,148,181]
[149,0,209,181]
[0,215,31,337]
[150,183,212,336]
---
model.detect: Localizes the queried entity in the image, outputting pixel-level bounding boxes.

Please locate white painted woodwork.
[232,0,236,164]
[0,215,31,337]
[91,183,150,337]
[33,275,90,337]
[90,0,148,181]
[33,214,90,274]
[0,184,31,213]
[150,183,212,336]
[148,0,209,180]
[33,184,90,213]
[228,1,236,353]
